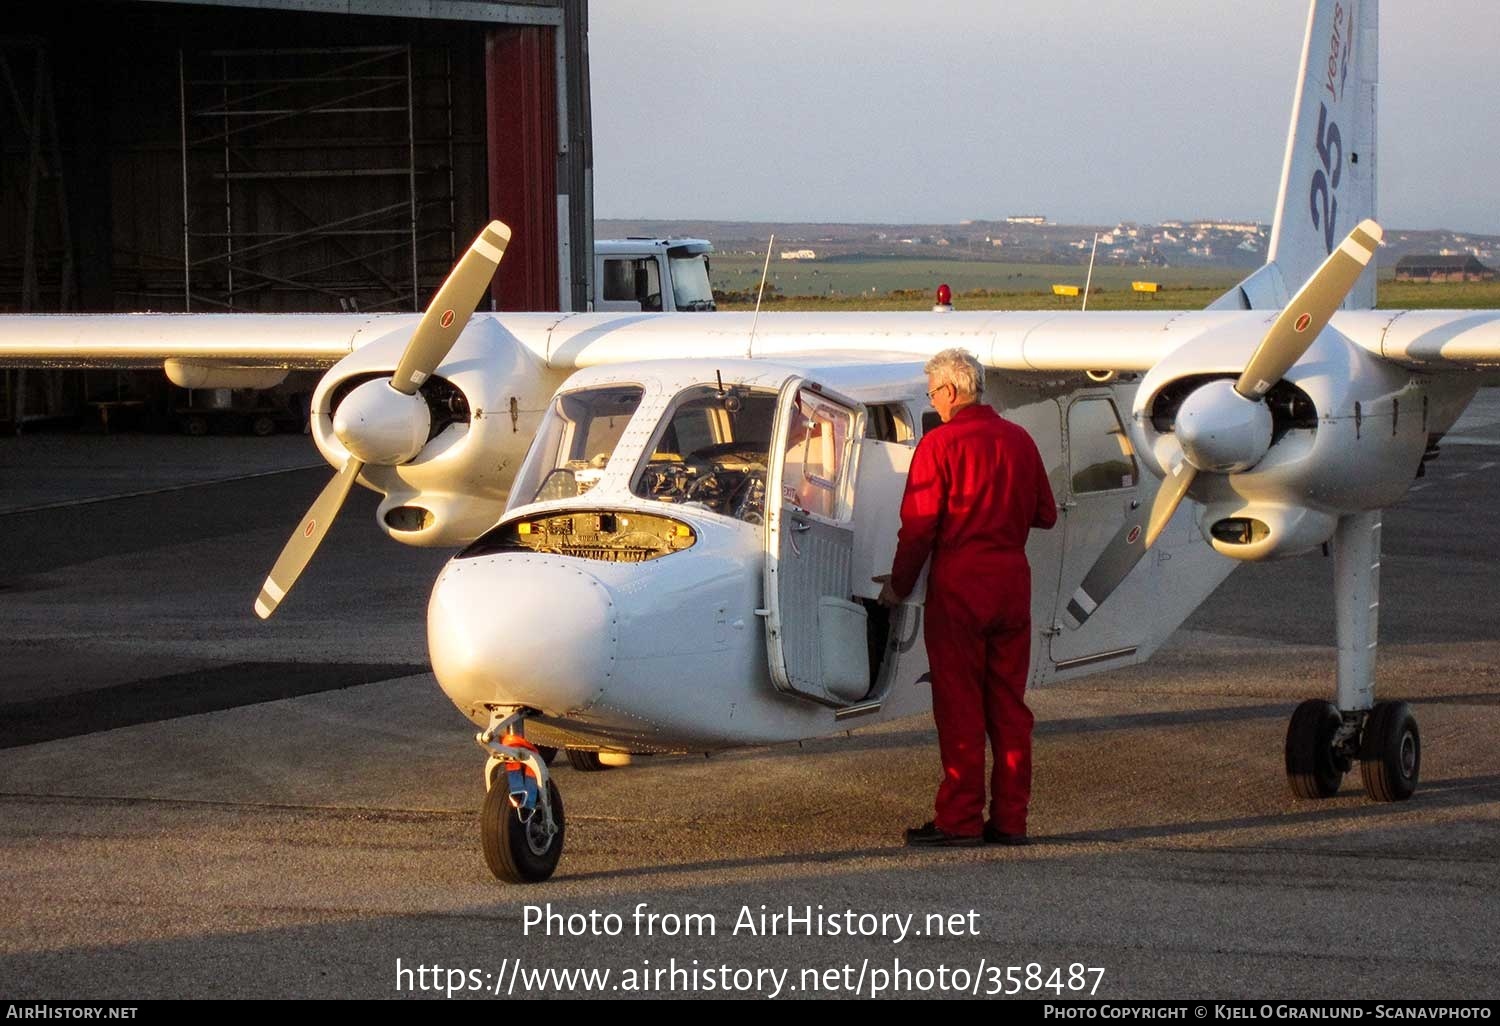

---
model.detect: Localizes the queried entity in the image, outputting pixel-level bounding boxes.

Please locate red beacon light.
[933,283,953,312]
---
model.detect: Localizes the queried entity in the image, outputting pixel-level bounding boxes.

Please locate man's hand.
[872,573,901,608]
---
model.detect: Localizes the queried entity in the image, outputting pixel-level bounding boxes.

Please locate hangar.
[0,0,592,425]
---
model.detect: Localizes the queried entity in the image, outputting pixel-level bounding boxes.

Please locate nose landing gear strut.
[476,707,566,883]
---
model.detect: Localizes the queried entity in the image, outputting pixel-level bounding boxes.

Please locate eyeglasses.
[926,384,950,401]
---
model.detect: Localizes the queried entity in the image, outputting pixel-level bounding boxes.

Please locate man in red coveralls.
[877,348,1057,847]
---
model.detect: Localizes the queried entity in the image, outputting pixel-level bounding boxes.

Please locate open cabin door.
[1050,394,1149,669]
[764,378,877,707]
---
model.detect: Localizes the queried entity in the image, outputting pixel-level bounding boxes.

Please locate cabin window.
[1068,397,1137,494]
[512,384,645,504]
[865,402,914,444]
[631,385,778,525]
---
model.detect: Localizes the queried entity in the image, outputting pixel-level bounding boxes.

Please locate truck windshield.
[511,385,645,504]
[668,251,716,311]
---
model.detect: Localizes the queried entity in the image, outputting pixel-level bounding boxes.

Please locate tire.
[481,776,565,883]
[566,748,608,772]
[537,745,559,766]
[1360,701,1420,802]
[1285,699,1345,799]
[182,415,209,437]
[250,414,276,437]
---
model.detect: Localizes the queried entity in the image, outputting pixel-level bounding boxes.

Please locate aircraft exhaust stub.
[461,511,697,564]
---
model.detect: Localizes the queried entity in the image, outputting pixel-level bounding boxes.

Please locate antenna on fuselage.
[748,233,775,355]
[1082,232,1099,312]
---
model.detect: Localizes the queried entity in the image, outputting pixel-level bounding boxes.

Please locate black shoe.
[983,822,1030,846]
[905,821,983,847]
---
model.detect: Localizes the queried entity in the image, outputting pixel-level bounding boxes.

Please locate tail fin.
[1213,0,1378,311]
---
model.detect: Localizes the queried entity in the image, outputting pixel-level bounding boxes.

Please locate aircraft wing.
[5,308,1500,380]
[544,308,1500,378]
[0,313,415,369]
[542,309,1246,374]
[0,309,1222,376]
[1338,310,1500,372]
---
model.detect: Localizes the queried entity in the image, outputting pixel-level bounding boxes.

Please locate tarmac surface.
[2,399,1500,1001]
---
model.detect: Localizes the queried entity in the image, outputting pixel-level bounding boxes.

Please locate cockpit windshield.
[631,385,776,524]
[512,385,644,504]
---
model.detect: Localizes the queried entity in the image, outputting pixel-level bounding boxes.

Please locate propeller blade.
[1064,459,1198,629]
[1235,219,1381,400]
[254,457,365,620]
[1145,457,1197,549]
[1064,501,1150,630]
[389,220,512,396]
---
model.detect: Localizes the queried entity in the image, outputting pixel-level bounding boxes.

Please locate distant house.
[780,249,816,260]
[1006,215,1046,225]
[1394,254,1496,283]
[1190,220,1262,233]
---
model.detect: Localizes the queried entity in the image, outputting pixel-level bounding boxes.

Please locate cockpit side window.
[511,384,645,505]
[632,385,777,525]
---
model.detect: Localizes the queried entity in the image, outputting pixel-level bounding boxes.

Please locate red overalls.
[890,404,1057,837]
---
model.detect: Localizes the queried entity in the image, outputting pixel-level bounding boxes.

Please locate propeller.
[1064,219,1380,629]
[253,220,512,620]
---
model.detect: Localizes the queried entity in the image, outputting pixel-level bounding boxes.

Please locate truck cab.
[594,238,716,313]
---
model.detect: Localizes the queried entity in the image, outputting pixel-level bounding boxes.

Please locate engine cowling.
[1130,320,1428,560]
[311,315,552,547]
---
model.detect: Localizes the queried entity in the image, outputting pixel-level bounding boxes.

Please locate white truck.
[594,238,716,312]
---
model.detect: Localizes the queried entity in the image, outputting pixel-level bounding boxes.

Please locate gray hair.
[924,347,984,398]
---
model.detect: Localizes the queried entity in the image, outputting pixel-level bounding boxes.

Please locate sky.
[587,1,1500,234]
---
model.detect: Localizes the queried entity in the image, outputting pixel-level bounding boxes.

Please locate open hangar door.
[0,0,592,428]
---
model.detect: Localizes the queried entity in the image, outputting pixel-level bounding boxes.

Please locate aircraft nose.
[427,555,618,716]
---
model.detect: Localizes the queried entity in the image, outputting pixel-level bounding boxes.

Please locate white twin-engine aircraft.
[4,0,1500,883]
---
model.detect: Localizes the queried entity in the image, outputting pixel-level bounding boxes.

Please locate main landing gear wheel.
[1360,701,1420,802]
[566,748,608,772]
[1285,699,1349,799]
[537,745,559,766]
[481,775,565,883]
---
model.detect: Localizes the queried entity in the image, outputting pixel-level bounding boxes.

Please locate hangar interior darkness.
[0,0,591,427]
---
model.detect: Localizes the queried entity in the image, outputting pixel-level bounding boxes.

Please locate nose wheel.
[475,708,566,883]
[482,773,565,883]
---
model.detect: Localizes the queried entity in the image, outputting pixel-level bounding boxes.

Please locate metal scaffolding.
[178,44,457,313]
[0,37,75,430]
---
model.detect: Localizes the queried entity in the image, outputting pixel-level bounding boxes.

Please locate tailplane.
[1213,0,1378,311]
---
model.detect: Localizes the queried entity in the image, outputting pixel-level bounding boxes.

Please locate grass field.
[711,254,1500,312]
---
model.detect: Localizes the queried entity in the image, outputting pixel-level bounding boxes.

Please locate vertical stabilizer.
[1216,0,1378,311]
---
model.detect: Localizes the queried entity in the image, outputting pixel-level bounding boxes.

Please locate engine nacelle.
[1129,318,1431,560]
[310,315,553,547]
